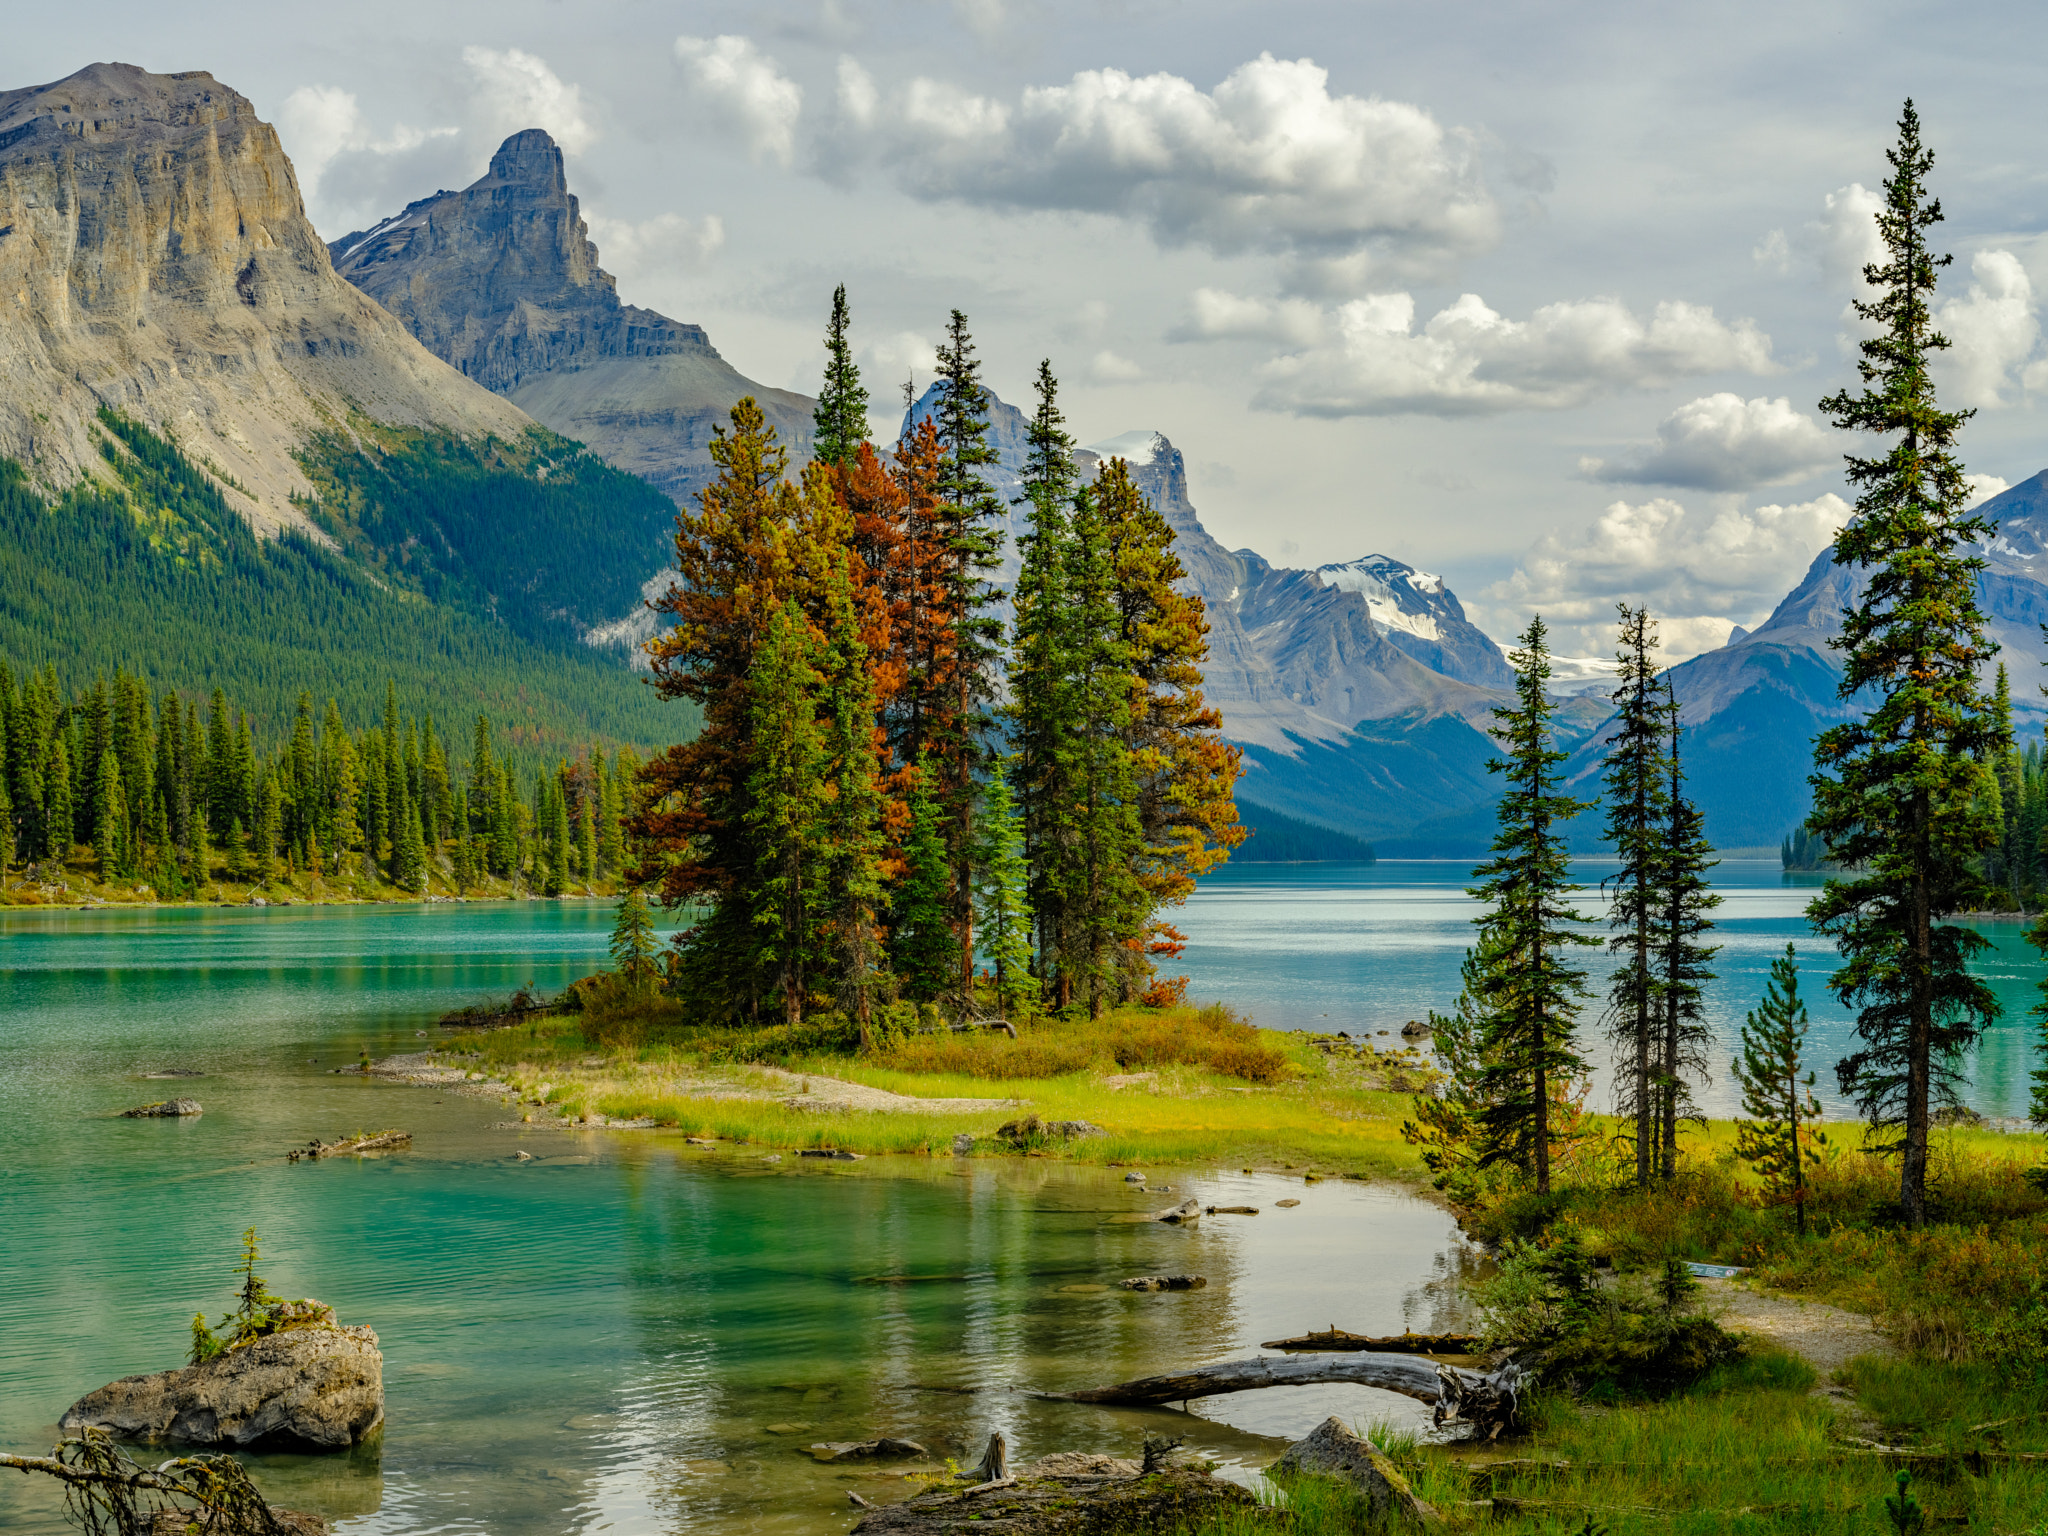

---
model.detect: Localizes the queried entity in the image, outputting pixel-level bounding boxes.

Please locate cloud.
[1966,473,2011,508]
[1089,349,1144,382]
[1753,228,1791,274]
[831,51,1497,286]
[1812,183,1886,289]
[277,85,456,211]
[584,212,726,277]
[1935,250,2041,408]
[1168,288,1324,346]
[1249,291,1777,418]
[1483,492,1852,660]
[675,35,803,165]
[462,47,596,154]
[1578,394,1836,490]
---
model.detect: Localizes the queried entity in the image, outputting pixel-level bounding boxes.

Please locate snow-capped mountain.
[1315,556,1513,687]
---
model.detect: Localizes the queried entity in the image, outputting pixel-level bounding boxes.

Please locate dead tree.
[1,1428,323,1534]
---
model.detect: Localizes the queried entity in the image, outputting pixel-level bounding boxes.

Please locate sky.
[15,1,2048,658]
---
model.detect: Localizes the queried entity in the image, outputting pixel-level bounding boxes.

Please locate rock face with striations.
[61,1323,384,1451]
[329,130,814,505]
[0,63,531,532]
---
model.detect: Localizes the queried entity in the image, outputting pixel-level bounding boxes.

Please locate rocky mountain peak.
[0,62,529,530]
[486,127,573,197]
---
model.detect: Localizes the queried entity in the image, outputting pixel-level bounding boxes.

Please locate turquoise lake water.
[1,863,2041,1533]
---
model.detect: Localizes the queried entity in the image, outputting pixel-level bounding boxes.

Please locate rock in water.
[807,1438,928,1462]
[121,1100,202,1118]
[1268,1416,1439,1526]
[850,1466,1255,1534]
[1120,1275,1207,1292]
[61,1326,384,1450]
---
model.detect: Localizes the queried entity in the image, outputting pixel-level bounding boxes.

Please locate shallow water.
[0,900,1472,1535]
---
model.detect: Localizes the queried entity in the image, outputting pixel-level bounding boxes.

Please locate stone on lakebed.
[120,1099,202,1117]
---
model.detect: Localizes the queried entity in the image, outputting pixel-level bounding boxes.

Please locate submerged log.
[1042,1353,1524,1440]
[1260,1327,1481,1354]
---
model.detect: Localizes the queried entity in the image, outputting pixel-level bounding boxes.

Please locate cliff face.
[0,63,531,532]
[330,131,814,503]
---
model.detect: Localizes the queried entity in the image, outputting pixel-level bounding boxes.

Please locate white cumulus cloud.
[1168,288,1324,346]
[584,212,726,278]
[1250,292,1777,418]
[1089,349,1144,382]
[462,47,596,154]
[1483,492,1853,660]
[1812,183,1887,290]
[675,35,803,166]
[831,52,1497,286]
[1578,394,1837,491]
[1935,250,2042,409]
[277,85,456,212]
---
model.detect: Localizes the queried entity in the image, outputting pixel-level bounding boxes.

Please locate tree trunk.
[1905,791,1931,1227]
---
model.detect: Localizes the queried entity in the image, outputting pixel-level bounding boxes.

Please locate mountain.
[329,129,815,506]
[1591,471,2048,850]
[0,63,530,531]
[0,64,683,750]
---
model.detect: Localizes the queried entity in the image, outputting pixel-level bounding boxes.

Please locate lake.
[0,862,2038,1533]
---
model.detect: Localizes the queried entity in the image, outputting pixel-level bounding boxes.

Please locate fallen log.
[1042,1354,1524,1440]
[1261,1326,1482,1354]
[288,1130,411,1162]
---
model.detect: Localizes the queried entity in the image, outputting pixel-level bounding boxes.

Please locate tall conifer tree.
[1601,605,1668,1187]
[746,599,829,1025]
[820,562,890,1038]
[813,285,870,469]
[1654,683,1720,1176]
[1807,101,2005,1226]
[974,757,1037,1020]
[1469,616,1598,1193]
[1732,945,1827,1235]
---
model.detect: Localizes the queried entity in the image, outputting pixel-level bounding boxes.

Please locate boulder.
[61,1325,383,1451]
[798,1148,863,1160]
[807,1437,928,1462]
[1120,1276,1206,1292]
[121,1100,201,1118]
[1268,1416,1439,1526]
[1014,1452,1140,1478]
[1122,1171,1147,1183]
[1149,1198,1202,1224]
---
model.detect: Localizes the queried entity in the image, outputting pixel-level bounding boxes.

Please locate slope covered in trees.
[0,411,687,753]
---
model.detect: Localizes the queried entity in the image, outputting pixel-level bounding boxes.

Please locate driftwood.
[1261,1326,1482,1354]
[849,1466,1253,1534]
[287,1131,410,1163]
[1,1428,327,1535]
[1041,1353,1524,1440]
[973,1432,1009,1483]
[1204,1205,1258,1215]
[1121,1275,1206,1292]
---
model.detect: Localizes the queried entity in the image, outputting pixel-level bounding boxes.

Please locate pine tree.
[894,756,957,1003]
[813,284,870,469]
[1602,605,1669,1188]
[611,886,660,987]
[93,748,125,880]
[1469,616,1598,1192]
[205,687,232,834]
[746,599,829,1025]
[820,560,890,1039]
[975,756,1037,1020]
[224,816,251,885]
[547,768,571,897]
[395,795,428,894]
[255,777,283,885]
[1732,944,1828,1235]
[188,811,212,893]
[1654,683,1720,1176]
[931,311,1009,1002]
[451,788,476,892]
[1808,101,2006,1226]
[45,734,72,863]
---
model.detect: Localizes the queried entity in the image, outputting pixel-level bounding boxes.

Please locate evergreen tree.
[611,887,660,987]
[1401,931,1509,1201]
[820,561,890,1039]
[931,311,1009,1001]
[813,284,870,469]
[1469,616,1598,1193]
[395,795,428,894]
[1807,102,2005,1226]
[894,756,957,1003]
[254,777,283,885]
[0,767,12,874]
[93,748,125,880]
[224,816,251,884]
[974,756,1037,1020]
[188,811,212,893]
[1602,605,1668,1188]
[451,788,476,892]
[746,599,829,1025]
[205,687,232,834]
[1732,945,1827,1235]
[546,769,571,897]
[45,735,72,862]
[1654,683,1720,1176]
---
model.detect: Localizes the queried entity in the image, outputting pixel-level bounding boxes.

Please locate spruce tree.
[1807,101,2005,1226]
[45,735,72,863]
[1401,931,1508,1201]
[611,886,660,987]
[974,756,1037,1020]
[820,561,890,1040]
[894,755,957,1003]
[1732,944,1827,1235]
[1654,683,1720,1176]
[931,311,1009,1001]
[1469,616,1598,1193]
[0,767,12,874]
[746,599,829,1025]
[1601,605,1668,1189]
[255,777,283,885]
[224,816,251,885]
[451,788,476,892]
[93,749,124,881]
[813,284,870,469]
[547,769,571,897]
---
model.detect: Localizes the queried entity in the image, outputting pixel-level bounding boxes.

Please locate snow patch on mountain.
[1316,555,1453,644]
[1083,430,1166,467]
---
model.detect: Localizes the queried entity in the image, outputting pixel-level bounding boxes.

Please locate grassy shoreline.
[0,856,623,911]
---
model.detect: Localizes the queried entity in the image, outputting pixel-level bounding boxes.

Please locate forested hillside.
[0,411,689,752]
